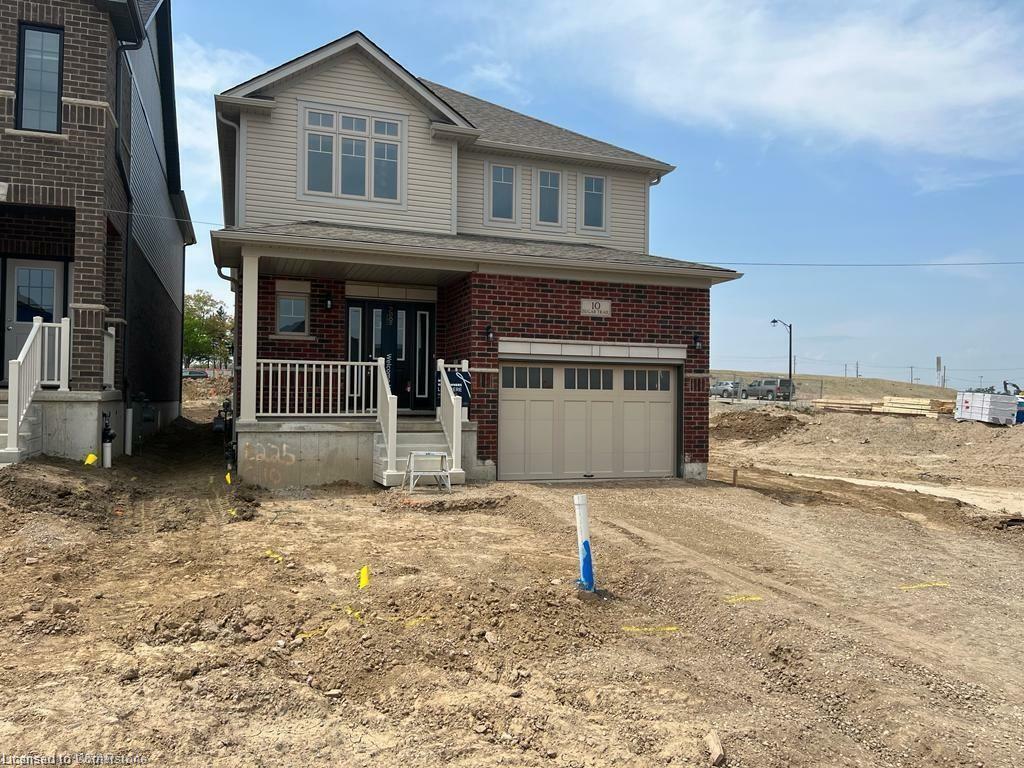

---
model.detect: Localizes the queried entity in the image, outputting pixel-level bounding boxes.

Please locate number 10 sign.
[580,299,612,318]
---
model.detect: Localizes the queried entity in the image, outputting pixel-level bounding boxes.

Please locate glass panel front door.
[347,299,435,411]
[4,259,65,371]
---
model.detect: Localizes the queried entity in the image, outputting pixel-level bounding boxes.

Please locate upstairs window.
[490,164,515,221]
[306,134,334,193]
[17,24,63,133]
[302,106,402,203]
[537,170,561,224]
[582,174,606,230]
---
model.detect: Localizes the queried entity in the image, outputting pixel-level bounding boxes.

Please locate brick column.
[70,204,107,390]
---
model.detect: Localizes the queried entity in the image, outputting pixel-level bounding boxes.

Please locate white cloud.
[462,0,1024,165]
[442,41,529,102]
[173,35,264,206]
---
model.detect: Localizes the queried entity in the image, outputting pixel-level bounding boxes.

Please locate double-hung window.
[581,174,607,230]
[303,106,402,203]
[489,164,515,222]
[536,169,561,225]
[17,24,63,133]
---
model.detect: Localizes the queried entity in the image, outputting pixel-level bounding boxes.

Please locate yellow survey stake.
[358,565,370,589]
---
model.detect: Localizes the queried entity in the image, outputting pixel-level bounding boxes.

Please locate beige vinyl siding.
[458,152,649,253]
[242,51,453,232]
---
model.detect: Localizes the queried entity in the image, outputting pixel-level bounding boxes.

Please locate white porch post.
[58,317,71,391]
[240,252,259,421]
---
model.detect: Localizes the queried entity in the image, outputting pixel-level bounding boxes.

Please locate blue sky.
[172,0,1024,389]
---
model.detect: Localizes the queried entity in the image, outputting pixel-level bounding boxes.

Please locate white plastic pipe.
[102,441,112,469]
[573,493,595,591]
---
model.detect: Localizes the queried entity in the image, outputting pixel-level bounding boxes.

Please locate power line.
[99,207,1024,270]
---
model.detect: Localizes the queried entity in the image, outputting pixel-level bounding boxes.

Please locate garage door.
[498,363,676,481]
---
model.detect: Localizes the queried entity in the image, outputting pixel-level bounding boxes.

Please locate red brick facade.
[248,270,712,472]
[0,0,119,388]
[437,273,711,468]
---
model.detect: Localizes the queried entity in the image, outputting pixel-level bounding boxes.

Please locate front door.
[347,299,435,411]
[5,259,65,366]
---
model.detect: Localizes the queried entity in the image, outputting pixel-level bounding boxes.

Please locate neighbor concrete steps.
[0,405,43,465]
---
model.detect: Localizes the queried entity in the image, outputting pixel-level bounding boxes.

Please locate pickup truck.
[741,378,795,401]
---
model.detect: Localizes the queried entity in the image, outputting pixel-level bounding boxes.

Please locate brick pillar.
[70,204,107,391]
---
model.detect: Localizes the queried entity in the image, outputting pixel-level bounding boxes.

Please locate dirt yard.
[0,402,1022,766]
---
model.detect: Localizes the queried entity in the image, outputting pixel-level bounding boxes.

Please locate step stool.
[403,451,453,493]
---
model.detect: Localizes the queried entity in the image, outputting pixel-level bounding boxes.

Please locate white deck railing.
[436,358,464,472]
[255,359,385,417]
[376,358,398,475]
[7,316,70,451]
[102,325,116,389]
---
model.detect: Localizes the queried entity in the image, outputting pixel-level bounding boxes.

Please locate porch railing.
[255,359,383,417]
[376,358,398,476]
[7,316,71,451]
[436,358,464,473]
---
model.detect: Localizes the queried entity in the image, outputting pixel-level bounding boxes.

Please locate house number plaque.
[580,299,612,318]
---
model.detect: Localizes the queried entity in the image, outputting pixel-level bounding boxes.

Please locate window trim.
[483,159,520,227]
[16,22,65,134]
[531,167,567,232]
[296,100,408,210]
[275,292,311,337]
[577,172,610,236]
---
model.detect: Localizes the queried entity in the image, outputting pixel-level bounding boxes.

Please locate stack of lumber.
[812,398,877,413]
[870,396,953,419]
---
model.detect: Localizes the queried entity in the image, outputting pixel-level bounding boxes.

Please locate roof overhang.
[210,228,741,288]
[471,139,676,176]
[93,0,147,44]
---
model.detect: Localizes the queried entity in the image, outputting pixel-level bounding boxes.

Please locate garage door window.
[565,367,613,390]
[502,365,553,389]
[624,369,671,391]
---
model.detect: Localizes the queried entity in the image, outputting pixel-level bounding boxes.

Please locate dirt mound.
[0,462,147,523]
[375,492,517,516]
[182,375,233,402]
[712,410,805,442]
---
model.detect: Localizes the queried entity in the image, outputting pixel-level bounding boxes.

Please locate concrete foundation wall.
[37,391,125,460]
[236,420,491,488]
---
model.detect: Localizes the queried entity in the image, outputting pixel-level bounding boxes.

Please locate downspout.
[215,108,242,407]
[114,38,144,401]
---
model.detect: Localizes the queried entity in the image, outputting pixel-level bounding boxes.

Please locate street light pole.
[770,318,793,404]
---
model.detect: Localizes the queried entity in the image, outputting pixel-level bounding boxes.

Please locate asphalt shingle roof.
[222,221,735,277]
[421,79,672,170]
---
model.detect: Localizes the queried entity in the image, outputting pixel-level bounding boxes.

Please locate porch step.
[372,430,465,487]
[0,405,43,464]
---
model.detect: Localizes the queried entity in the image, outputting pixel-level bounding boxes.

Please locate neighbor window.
[306,133,334,193]
[302,106,402,203]
[276,295,308,335]
[537,170,560,224]
[17,24,63,133]
[490,164,515,221]
[582,175,606,229]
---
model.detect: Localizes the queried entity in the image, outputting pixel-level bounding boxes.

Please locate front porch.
[231,245,487,487]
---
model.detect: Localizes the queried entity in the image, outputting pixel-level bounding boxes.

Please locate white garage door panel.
[498,364,676,481]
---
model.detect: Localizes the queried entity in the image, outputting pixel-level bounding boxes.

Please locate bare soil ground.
[0,402,1022,766]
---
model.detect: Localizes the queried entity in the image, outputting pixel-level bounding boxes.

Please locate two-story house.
[0,0,193,463]
[211,31,739,488]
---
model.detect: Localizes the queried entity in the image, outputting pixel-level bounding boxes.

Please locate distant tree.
[183,290,233,368]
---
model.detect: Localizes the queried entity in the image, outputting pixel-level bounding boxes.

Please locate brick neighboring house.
[211,31,739,488]
[0,0,193,463]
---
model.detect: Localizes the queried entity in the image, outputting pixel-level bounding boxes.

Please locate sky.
[171,0,1024,389]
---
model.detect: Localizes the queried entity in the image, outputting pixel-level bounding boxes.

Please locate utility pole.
[856,361,860,378]
[844,363,848,378]
[909,366,914,384]
[770,318,793,406]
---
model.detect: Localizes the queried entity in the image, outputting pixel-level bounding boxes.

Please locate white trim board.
[498,338,687,362]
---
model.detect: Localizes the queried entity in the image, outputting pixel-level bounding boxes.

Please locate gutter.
[210,229,742,285]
